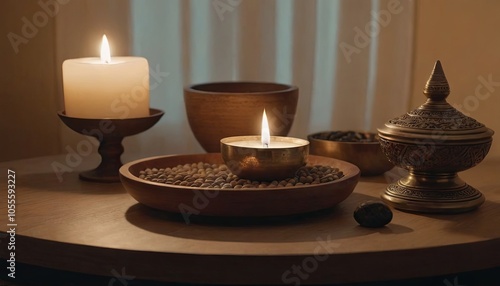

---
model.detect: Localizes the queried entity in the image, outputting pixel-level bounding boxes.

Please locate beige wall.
[411,0,500,158]
[0,1,60,161]
[0,0,130,161]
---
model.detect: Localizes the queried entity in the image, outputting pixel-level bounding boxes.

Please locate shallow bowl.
[308,131,393,176]
[119,153,360,217]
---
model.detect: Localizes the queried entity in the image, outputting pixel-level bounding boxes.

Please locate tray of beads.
[119,153,360,217]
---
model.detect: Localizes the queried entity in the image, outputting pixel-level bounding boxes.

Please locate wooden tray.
[119,153,360,217]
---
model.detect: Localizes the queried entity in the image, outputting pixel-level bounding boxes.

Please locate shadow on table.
[16,172,127,195]
[124,192,413,243]
[406,184,500,240]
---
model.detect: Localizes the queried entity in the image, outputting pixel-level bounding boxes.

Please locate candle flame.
[100,34,111,64]
[261,109,270,148]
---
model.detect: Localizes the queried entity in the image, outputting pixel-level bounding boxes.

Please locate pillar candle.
[62,36,149,119]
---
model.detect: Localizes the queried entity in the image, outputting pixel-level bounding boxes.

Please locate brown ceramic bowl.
[184,82,298,152]
[308,131,393,176]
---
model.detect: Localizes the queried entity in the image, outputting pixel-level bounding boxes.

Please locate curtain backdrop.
[124,0,415,157]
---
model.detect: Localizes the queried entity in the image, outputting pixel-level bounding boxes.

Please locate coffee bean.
[139,162,344,189]
[314,131,378,142]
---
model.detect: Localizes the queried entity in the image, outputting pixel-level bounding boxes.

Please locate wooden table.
[1,154,500,285]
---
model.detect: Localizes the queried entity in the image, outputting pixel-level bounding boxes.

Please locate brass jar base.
[381,172,485,214]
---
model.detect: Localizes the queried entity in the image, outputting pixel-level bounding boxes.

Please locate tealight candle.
[62,35,150,119]
[222,136,307,149]
[220,110,309,181]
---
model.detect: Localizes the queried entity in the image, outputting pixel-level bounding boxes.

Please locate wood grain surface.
[1,154,499,285]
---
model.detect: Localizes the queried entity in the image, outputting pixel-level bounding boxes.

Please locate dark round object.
[354,201,393,228]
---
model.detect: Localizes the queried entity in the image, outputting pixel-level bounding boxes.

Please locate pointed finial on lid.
[424,60,450,101]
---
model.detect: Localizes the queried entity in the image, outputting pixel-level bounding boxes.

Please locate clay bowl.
[308,131,394,176]
[184,82,298,152]
[119,153,360,217]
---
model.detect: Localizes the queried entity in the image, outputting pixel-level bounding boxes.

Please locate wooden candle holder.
[58,108,164,183]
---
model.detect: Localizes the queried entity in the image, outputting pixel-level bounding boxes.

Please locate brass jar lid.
[378,61,494,144]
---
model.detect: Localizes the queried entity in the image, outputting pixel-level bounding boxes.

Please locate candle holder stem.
[58,109,164,183]
[79,135,124,182]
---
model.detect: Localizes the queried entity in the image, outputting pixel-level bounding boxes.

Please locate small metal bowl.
[220,135,309,181]
[308,131,393,176]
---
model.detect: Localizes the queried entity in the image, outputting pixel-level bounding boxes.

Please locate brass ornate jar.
[377,61,494,213]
